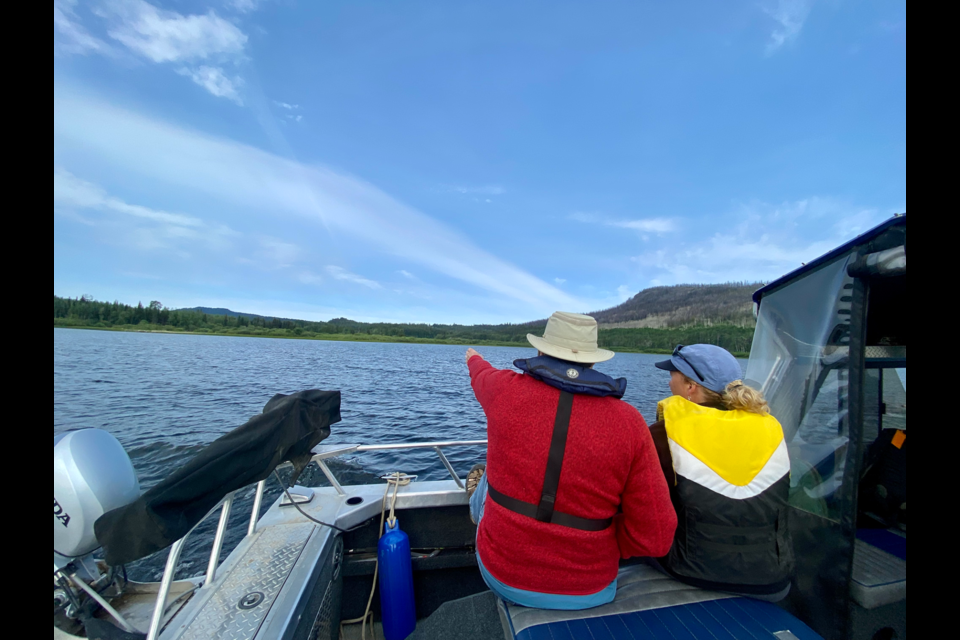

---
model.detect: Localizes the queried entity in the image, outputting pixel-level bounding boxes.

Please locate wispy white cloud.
[398,270,416,280]
[54,87,581,316]
[273,101,303,123]
[56,0,249,103]
[326,266,382,290]
[99,0,247,63]
[614,218,676,233]
[554,277,566,285]
[55,0,113,56]
[763,0,814,54]
[258,237,300,268]
[55,168,202,228]
[629,198,894,284]
[570,212,677,234]
[54,168,236,252]
[56,209,98,226]
[299,271,324,285]
[177,66,244,104]
[226,0,264,14]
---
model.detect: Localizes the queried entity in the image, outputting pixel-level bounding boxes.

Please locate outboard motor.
[54,429,141,634]
[54,429,140,563]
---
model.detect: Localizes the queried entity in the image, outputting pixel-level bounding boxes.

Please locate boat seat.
[850,529,906,609]
[497,563,822,640]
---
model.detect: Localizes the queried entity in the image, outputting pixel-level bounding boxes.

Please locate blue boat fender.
[378,518,416,640]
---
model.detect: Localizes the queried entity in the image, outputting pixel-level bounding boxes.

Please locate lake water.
[54,328,682,580]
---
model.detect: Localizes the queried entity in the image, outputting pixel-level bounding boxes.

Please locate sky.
[54,0,907,324]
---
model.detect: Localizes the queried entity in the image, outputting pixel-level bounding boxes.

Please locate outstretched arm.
[466,348,514,409]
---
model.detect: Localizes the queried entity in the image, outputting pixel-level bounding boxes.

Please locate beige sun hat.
[527,311,615,364]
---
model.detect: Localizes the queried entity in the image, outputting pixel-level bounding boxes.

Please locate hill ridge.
[179,307,273,320]
[590,282,761,329]
[180,282,762,329]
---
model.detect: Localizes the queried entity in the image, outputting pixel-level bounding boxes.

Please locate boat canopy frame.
[746,215,906,640]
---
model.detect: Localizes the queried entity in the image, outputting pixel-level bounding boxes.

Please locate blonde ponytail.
[720,380,770,415]
[685,376,770,415]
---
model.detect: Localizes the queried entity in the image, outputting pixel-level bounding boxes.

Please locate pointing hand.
[466,348,482,363]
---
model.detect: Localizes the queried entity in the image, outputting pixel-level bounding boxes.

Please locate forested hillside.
[54,291,756,356]
[591,283,760,328]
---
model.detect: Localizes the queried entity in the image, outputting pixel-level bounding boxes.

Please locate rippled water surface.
[54,328,679,580]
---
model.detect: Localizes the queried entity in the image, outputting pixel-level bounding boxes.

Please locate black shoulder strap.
[536,391,574,523]
[486,389,612,532]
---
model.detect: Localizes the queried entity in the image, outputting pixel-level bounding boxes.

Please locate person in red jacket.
[465,311,677,609]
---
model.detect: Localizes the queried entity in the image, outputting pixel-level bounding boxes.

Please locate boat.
[53,215,906,640]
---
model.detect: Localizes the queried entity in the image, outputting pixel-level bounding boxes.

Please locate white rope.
[339,473,412,640]
[386,471,409,529]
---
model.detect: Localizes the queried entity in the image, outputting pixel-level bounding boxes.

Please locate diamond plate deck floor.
[178,523,316,640]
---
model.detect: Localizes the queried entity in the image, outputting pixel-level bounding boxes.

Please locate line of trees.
[53,296,540,343]
[54,295,755,355]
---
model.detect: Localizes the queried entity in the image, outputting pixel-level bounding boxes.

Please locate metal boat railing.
[144,438,486,640]
[310,440,488,491]
[144,486,264,640]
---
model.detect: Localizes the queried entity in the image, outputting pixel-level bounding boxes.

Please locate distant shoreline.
[54,322,539,349]
[54,323,736,356]
[55,295,754,357]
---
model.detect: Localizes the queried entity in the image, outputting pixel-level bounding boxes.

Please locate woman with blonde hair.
[650,344,795,601]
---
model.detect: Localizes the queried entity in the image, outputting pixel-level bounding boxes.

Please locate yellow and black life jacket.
[658,396,795,593]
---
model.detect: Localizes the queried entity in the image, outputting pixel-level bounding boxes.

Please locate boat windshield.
[745,253,857,522]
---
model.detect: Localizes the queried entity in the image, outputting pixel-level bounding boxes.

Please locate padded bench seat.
[851,529,906,609]
[498,563,822,640]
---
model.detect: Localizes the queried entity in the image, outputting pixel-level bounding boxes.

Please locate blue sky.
[54,0,906,324]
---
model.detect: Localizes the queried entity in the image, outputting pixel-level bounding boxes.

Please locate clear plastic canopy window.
[744,254,856,522]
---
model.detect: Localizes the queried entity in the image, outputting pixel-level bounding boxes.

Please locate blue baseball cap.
[655,344,743,394]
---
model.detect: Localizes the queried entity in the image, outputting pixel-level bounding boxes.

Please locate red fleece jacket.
[469,356,677,595]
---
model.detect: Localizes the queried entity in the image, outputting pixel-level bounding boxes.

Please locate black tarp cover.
[95,390,340,566]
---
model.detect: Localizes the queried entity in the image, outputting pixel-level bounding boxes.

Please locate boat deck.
[172,523,317,639]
